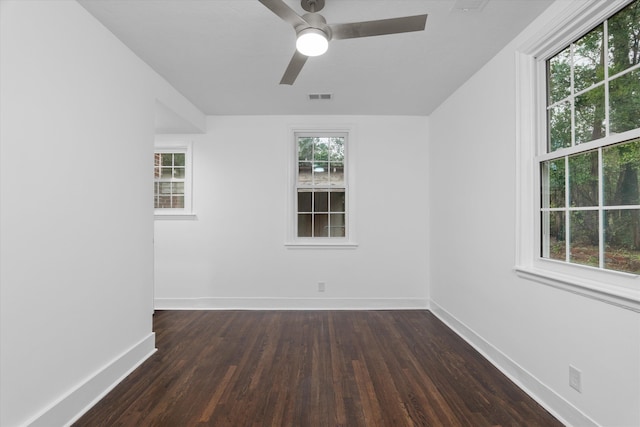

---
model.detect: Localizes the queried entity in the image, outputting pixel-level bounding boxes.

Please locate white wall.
[428,2,640,426]
[154,115,429,309]
[0,1,203,425]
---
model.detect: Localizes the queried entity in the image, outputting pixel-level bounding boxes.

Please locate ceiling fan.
[259,0,428,85]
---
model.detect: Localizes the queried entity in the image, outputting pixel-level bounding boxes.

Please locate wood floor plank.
[74,310,564,427]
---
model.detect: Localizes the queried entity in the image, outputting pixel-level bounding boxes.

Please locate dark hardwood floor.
[74,310,563,426]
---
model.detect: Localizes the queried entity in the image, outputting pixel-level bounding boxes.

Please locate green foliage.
[546,0,640,149]
[542,0,640,269]
[608,0,640,75]
[298,137,344,163]
[574,25,605,92]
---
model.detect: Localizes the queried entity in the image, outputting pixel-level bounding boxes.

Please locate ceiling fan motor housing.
[297,12,332,40]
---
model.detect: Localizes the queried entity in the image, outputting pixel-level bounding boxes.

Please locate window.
[288,130,356,247]
[541,0,640,274]
[515,0,639,311]
[154,141,194,219]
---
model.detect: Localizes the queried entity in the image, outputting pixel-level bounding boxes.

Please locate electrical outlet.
[318,282,326,292]
[569,365,582,393]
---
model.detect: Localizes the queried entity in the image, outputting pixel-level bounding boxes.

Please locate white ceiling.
[79,0,553,116]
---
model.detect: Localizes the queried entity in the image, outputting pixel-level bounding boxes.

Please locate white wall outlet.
[569,365,582,393]
[318,282,326,292]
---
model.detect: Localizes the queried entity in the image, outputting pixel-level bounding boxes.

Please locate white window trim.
[285,125,358,248]
[154,140,196,220]
[515,0,639,312]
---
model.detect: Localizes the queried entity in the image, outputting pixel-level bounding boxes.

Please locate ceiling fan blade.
[259,0,309,28]
[280,50,308,85]
[330,14,427,40]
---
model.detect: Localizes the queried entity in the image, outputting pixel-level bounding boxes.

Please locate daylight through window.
[154,152,186,209]
[541,0,640,274]
[296,133,347,238]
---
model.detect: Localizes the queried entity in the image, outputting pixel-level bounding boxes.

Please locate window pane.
[548,101,572,151]
[329,163,344,186]
[161,153,173,166]
[542,211,566,260]
[547,47,571,104]
[298,191,312,212]
[172,182,184,195]
[298,162,312,185]
[154,182,160,208]
[330,191,345,212]
[541,159,566,208]
[161,167,173,179]
[314,190,328,212]
[329,137,345,162]
[603,139,640,206]
[604,209,640,273]
[298,137,314,161]
[609,69,640,134]
[608,0,640,76]
[314,214,329,237]
[569,150,599,207]
[159,182,172,194]
[573,24,605,93]
[313,162,329,185]
[172,195,184,209]
[570,210,600,267]
[298,214,312,237]
[314,138,329,161]
[174,167,185,179]
[173,153,185,167]
[329,214,346,237]
[575,85,605,144]
[157,196,171,208]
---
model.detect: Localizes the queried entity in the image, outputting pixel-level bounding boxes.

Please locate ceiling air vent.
[308,93,332,100]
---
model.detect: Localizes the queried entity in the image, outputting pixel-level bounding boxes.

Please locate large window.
[540,0,640,274]
[516,0,638,310]
[295,133,347,238]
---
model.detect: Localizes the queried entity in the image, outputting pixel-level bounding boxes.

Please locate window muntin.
[540,0,640,274]
[295,134,347,239]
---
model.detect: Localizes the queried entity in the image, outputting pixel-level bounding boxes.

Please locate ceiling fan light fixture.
[296,28,328,56]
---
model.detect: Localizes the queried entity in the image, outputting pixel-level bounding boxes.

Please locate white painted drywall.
[428,2,640,426]
[154,115,429,309]
[0,1,202,425]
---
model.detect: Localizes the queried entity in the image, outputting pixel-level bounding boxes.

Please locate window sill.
[154,213,198,221]
[514,265,640,312]
[285,242,358,250]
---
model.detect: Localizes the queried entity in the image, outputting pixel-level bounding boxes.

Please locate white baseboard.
[26,333,156,427]
[429,301,597,427]
[155,297,429,310]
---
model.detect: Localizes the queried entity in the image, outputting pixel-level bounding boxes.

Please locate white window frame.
[515,0,639,312]
[154,140,196,220]
[286,126,357,248]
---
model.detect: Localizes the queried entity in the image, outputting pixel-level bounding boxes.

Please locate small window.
[540,0,640,274]
[154,141,194,218]
[288,130,355,247]
[296,133,346,238]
